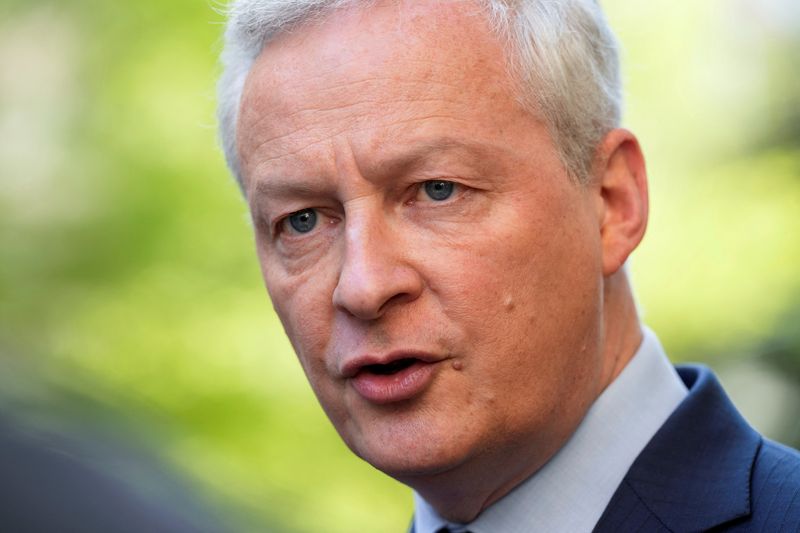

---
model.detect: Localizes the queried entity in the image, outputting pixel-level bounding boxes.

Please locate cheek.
[263,257,338,375]
[436,196,602,377]
[268,276,350,426]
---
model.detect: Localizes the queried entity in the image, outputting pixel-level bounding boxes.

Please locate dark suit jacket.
[593,365,800,532]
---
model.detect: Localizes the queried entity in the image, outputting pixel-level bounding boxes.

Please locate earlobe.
[596,129,649,276]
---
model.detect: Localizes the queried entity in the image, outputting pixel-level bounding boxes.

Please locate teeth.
[365,358,416,375]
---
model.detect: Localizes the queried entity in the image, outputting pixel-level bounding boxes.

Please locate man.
[217,1,800,531]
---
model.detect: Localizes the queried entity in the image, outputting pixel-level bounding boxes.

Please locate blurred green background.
[0,0,798,531]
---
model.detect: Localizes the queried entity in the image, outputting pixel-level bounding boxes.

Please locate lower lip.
[350,361,438,404]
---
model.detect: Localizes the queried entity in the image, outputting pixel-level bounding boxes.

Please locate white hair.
[218,0,622,189]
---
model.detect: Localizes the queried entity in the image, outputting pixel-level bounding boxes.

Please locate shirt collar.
[413,327,688,533]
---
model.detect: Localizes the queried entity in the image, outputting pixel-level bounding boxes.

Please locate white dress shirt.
[413,327,688,533]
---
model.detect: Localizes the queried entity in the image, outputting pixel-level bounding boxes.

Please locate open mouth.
[360,358,418,376]
[347,355,439,403]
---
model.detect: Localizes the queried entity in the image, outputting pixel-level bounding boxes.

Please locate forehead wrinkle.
[297,77,470,103]
[241,79,466,167]
[246,104,474,175]
[258,73,472,126]
[251,176,332,202]
[362,134,518,181]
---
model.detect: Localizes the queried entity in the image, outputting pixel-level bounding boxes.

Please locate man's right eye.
[423,180,455,201]
[285,208,318,234]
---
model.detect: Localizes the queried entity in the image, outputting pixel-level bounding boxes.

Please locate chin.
[367,452,466,483]
[347,424,474,480]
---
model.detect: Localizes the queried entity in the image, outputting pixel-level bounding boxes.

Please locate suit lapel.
[594,365,761,532]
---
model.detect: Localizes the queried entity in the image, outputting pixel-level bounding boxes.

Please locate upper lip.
[340,350,444,378]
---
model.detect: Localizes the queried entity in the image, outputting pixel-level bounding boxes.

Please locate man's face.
[238,1,609,484]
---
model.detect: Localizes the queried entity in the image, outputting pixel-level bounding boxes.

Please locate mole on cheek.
[503,295,515,312]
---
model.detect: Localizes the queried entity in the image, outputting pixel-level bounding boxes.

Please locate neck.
[401,432,565,522]
[598,269,644,391]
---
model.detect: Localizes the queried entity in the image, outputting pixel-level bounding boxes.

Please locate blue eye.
[287,209,317,233]
[424,180,455,201]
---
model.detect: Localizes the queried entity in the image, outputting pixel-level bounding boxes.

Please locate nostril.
[376,291,417,316]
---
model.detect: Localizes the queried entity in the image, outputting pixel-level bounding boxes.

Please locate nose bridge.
[341,200,388,284]
[344,200,386,263]
[333,199,422,320]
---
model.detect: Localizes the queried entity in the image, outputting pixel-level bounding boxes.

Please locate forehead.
[236,0,530,181]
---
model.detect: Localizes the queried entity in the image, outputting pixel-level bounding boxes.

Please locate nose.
[332,211,423,321]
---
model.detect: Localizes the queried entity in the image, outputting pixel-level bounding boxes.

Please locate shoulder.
[595,364,800,532]
[666,367,800,530]
[754,438,800,484]
[748,438,800,525]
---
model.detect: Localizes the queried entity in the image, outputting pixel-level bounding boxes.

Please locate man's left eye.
[285,208,318,233]
[423,180,455,201]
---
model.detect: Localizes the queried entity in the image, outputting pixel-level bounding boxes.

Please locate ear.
[593,129,649,276]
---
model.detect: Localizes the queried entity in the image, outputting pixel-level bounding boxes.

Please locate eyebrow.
[383,136,506,168]
[249,136,507,199]
[251,179,326,201]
